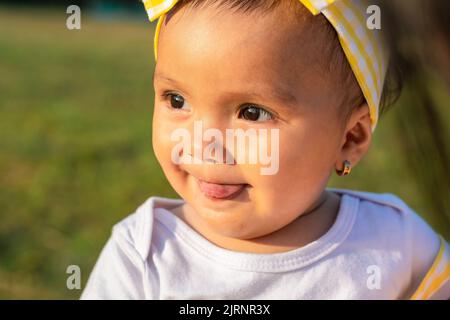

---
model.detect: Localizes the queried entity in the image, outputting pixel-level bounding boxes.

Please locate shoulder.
[330,188,440,239]
[330,187,417,214]
[410,238,450,299]
[330,188,448,299]
[111,196,184,261]
[81,196,183,299]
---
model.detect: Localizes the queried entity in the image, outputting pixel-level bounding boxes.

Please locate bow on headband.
[142,0,388,132]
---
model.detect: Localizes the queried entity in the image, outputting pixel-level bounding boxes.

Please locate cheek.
[152,108,185,184]
[280,128,336,189]
[152,109,168,166]
[280,136,328,178]
[247,126,335,214]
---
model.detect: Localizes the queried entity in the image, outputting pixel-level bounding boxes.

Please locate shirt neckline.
[153,189,359,273]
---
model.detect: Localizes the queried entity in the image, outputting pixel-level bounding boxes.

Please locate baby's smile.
[179,163,252,210]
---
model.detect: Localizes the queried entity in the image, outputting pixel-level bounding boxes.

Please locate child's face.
[152,4,352,239]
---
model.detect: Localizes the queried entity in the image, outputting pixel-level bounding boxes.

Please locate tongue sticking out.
[197,179,246,200]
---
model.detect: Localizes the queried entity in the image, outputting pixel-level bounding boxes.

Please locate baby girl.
[81,0,449,299]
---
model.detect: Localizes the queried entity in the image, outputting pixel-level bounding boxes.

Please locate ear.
[335,103,373,171]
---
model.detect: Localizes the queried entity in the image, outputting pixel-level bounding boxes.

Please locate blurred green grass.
[0,6,448,299]
[0,6,175,299]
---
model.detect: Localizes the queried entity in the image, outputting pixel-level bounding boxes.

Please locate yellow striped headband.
[142,0,388,132]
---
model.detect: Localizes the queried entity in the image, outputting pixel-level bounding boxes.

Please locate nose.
[188,119,235,165]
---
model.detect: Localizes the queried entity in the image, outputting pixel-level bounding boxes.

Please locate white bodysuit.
[81,188,450,299]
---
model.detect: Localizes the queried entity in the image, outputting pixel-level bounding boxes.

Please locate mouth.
[195,178,249,201]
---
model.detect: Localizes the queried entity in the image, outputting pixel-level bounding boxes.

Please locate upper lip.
[179,165,250,186]
[184,170,248,185]
[197,178,248,186]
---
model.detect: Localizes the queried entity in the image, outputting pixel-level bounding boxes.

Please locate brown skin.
[152,2,372,253]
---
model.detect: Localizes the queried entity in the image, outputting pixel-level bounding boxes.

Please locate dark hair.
[379,59,403,116]
[176,0,283,14]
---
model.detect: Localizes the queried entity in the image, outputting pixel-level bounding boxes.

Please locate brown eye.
[239,105,273,122]
[170,94,184,109]
[163,93,191,111]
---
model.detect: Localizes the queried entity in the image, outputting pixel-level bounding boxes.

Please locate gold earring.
[336,160,352,176]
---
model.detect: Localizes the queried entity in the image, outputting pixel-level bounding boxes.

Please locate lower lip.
[196,178,247,200]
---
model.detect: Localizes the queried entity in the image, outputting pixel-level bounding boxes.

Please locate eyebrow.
[153,72,179,85]
[243,89,298,106]
[153,72,298,106]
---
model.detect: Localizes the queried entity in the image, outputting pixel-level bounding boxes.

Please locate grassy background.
[0,6,448,299]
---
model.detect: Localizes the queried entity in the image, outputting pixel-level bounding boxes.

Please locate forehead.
[155,2,338,107]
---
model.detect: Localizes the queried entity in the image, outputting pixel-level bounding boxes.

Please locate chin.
[194,205,261,239]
